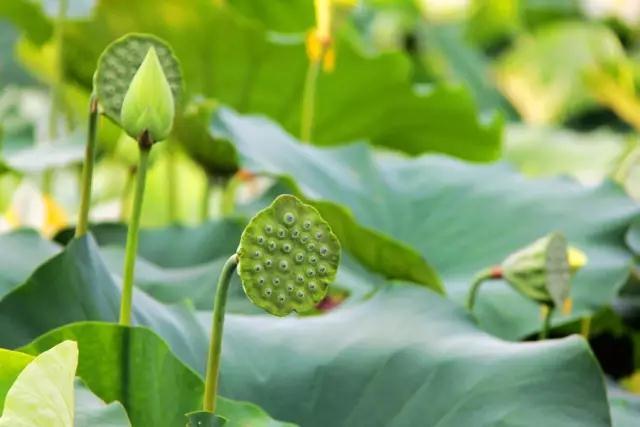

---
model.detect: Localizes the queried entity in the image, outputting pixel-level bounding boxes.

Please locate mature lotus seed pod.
[237,195,341,316]
[501,232,571,308]
[93,33,182,136]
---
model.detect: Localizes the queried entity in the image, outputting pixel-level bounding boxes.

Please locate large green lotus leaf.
[0,341,77,427]
[56,221,381,309]
[495,21,627,125]
[0,235,209,371]
[214,108,639,339]
[504,124,625,182]
[0,0,52,44]
[21,323,295,427]
[74,380,131,427]
[0,228,60,298]
[204,285,610,426]
[52,0,500,160]
[608,382,640,427]
[227,0,313,33]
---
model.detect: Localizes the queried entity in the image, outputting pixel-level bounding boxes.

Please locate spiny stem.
[466,267,499,311]
[118,137,152,325]
[539,305,553,340]
[203,253,239,413]
[75,96,99,237]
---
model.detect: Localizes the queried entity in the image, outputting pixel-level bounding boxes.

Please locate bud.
[120,47,175,142]
[501,232,571,308]
[568,246,588,272]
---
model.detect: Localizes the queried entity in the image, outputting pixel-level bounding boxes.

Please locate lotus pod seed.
[238,195,341,316]
[283,212,296,225]
[253,264,263,273]
[319,246,329,256]
[253,250,261,258]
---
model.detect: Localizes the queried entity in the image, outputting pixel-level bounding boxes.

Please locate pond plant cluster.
[2,0,640,426]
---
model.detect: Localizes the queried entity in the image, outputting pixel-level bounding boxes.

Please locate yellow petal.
[314,0,332,43]
[43,195,67,237]
[561,297,573,315]
[568,246,588,272]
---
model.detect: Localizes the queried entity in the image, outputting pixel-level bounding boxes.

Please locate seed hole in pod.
[272,277,281,286]
[309,255,318,264]
[291,229,300,239]
[296,274,305,283]
[308,281,318,291]
[295,252,305,263]
[264,224,274,234]
[282,243,292,253]
[256,236,265,245]
[253,264,263,273]
[315,231,323,240]
[287,283,295,292]
[264,288,272,297]
[300,234,310,244]
[279,260,289,271]
[296,290,305,299]
[277,293,287,304]
[283,212,296,225]
[257,277,266,286]
[264,259,273,268]
[277,229,287,239]
[268,241,277,251]
[306,268,316,277]
[307,243,316,252]
[303,220,312,230]
[319,246,329,256]
[318,265,327,275]
[253,250,262,258]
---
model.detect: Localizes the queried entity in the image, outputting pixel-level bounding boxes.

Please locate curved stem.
[539,305,553,340]
[118,140,152,325]
[203,254,239,413]
[466,267,498,311]
[75,96,99,237]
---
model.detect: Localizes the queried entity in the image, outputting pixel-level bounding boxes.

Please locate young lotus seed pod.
[237,194,341,316]
[501,232,571,308]
[93,33,182,141]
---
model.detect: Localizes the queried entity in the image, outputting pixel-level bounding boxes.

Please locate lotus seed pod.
[501,232,571,308]
[93,33,182,137]
[238,194,341,316]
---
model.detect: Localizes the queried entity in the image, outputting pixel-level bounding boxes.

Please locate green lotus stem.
[203,253,238,413]
[120,166,135,221]
[118,136,152,325]
[539,306,553,340]
[300,42,330,143]
[201,178,212,221]
[220,176,238,217]
[466,267,498,311]
[75,95,99,237]
[167,141,178,223]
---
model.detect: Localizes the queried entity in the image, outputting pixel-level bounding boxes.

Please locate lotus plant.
[198,194,341,421]
[90,33,182,325]
[466,232,587,339]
